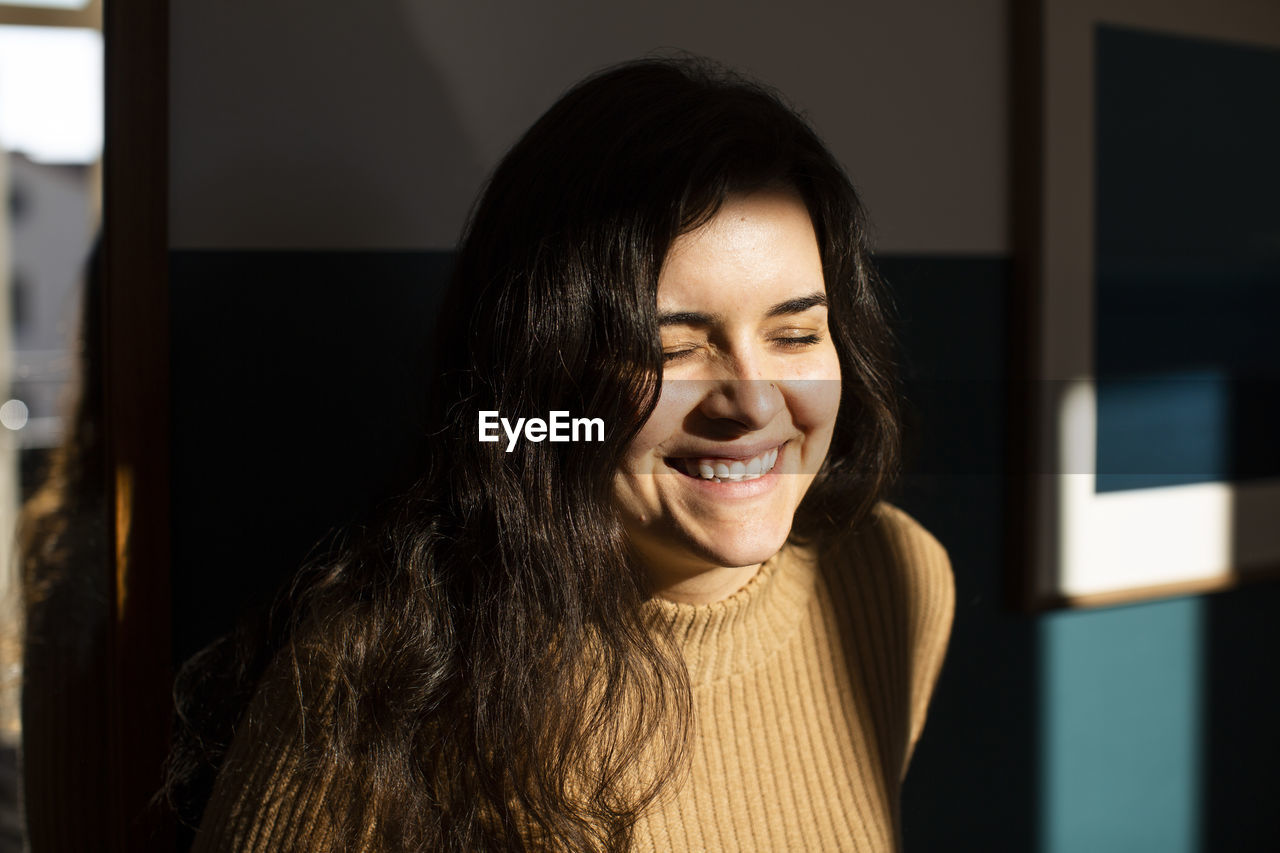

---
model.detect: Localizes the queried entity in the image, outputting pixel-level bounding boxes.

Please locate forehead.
[657,189,824,309]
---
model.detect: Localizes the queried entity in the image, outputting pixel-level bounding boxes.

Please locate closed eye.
[773,333,823,348]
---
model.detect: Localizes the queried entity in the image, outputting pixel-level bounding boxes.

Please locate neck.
[646,561,762,605]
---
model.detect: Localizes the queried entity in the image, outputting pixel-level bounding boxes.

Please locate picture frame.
[1011,0,1280,608]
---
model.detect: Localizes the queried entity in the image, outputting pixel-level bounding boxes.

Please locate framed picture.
[1011,0,1280,608]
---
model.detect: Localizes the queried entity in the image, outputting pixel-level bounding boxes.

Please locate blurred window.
[0,4,102,850]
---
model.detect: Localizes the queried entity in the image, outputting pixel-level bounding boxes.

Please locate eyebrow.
[657,292,828,327]
[765,292,828,318]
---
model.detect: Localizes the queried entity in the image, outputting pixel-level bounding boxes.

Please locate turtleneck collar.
[644,540,820,687]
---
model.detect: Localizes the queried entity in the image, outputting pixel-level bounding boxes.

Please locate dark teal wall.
[887,256,1280,853]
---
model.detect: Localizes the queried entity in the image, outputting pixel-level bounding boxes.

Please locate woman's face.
[613,189,841,602]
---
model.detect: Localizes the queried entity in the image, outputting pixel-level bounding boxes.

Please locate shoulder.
[863,503,955,673]
[812,502,955,773]
[867,503,953,597]
[192,655,352,852]
[817,502,954,609]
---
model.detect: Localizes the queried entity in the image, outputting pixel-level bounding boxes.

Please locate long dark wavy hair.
[168,55,900,852]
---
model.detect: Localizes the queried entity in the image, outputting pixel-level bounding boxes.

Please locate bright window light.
[0,25,102,164]
[0,1,90,9]
[0,399,28,431]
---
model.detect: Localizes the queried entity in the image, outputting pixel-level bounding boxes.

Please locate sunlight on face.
[613,189,841,604]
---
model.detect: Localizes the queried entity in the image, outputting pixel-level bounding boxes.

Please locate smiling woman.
[174,56,954,853]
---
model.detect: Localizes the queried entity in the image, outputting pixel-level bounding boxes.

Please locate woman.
[184,56,953,852]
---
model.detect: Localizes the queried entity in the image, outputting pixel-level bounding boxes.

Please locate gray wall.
[169,0,1007,253]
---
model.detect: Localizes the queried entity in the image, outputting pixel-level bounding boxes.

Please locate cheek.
[619,381,702,469]
[792,357,842,435]
[791,392,841,454]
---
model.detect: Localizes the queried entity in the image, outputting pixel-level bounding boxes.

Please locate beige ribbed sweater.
[194,503,953,852]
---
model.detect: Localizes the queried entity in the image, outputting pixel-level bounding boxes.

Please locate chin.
[683,525,793,570]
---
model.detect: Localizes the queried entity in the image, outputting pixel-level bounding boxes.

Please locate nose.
[696,350,784,430]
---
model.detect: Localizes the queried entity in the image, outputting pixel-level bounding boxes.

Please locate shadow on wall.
[170,251,455,670]
[883,255,1041,853]
[1201,586,1280,851]
[169,1,482,248]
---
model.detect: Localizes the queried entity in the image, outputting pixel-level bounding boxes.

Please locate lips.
[669,445,781,483]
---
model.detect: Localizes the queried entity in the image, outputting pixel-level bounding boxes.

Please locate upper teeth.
[683,447,779,482]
